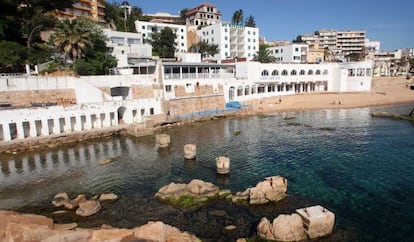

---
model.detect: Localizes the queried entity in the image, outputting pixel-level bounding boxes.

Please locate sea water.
[1,104,413,241]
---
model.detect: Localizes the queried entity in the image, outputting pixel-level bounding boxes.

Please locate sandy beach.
[241,80,414,114]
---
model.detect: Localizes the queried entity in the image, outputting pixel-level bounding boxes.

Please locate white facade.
[0,75,163,142]
[103,29,152,68]
[267,44,308,63]
[226,61,373,102]
[135,20,187,54]
[0,60,372,142]
[197,23,259,61]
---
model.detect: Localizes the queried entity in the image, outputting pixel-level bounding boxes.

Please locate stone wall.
[131,85,154,99]
[169,95,225,117]
[372,77,413,87]
[174,84,223,97]
[0,89,76,106]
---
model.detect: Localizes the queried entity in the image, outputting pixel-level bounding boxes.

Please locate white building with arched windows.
[224,61,373,102]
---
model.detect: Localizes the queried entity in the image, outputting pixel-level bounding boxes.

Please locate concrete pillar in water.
[184,144,196,159]
[216,156,230,174]
[156,134,170,147]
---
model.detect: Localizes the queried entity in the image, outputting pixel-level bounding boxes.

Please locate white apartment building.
[297,29,367,60]
[197,23,259,61]
[135,20,187,55]
[103,29,152,74]
[267,44,308,63]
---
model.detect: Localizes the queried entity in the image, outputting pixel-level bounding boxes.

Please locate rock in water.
[76,200,101,217]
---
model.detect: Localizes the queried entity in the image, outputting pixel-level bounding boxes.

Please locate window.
[291,70,297,75]
[308,70,313,75]
[225,44,228,48]
[357,68,364,76]
[295,47,299,51]
[150,108,154,115]
[258,85,265,93]
[366,68,372,76]
[251,85,256,94]
[248,31,251,35]
[211,30,214,34]
[261,70,269,76]
[245,85,250,95]
[237,86,243,96]
[315,70,321,75]
[248,38,250,42]
[271,70,279,76]
[300,70,305,75]
[165,85,172,92]
[323,69,328,75]
[348,69,355,76]
[281,70,288,76]
[225,36,228,40]
[142,26,145,29]
[181,29,184,32]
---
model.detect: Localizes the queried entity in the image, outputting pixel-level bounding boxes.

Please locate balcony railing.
[164,72,235,80]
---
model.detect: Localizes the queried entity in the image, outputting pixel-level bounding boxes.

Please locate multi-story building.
[197,23,259,61]
[297,29,367,61]
[135,20,187,55]
[102,29,153,75]
[143,12,182,24]
[57,0,106,23]
[266,43,308,63]
[336,30,366,58]
[185,2,222,27]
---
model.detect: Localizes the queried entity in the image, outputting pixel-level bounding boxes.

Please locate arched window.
[268,84,276,92]
[245,85,250,95]
[237,86,243,96]
[251,84,256,94]
[323,69,328,75]
[291,70,297,75]
[308,70,313,75]
[300,70,305,75]
[271,70,279,76]
[261,70,269,76]
[281,70,288,76]
[315,69,321,75]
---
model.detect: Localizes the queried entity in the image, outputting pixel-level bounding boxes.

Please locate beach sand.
[240,82,414,114]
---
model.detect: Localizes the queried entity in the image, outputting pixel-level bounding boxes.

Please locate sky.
[124,0,414,51]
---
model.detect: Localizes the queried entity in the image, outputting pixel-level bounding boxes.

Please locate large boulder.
[186,179,219,196]
[75,200,101,217]
[65,194,87,210]
[184,144,197,160]
[0,211,54,239]
[155,183,187,200]
[91,228,135,241]
[249,176,287,204]
[257,214,306,241]
[155,179,220,207]
[133,221,200,242]
[272,214,307,241]
[4,223,57,242]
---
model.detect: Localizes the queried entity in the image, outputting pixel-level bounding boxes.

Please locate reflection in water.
[0,104,414,241]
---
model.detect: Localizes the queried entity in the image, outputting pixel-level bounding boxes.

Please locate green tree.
[245,15,256,27]
[231,9,244,25]
[105,2,143,32]
[180,8,189,24]
[51,18,95,63]
[189,41,219,59]
[148,27,177,58]
[253,44,276,63]
[73,33,117,75]
[0,40,28,72]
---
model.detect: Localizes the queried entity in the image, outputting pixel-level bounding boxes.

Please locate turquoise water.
[1,104,414,241]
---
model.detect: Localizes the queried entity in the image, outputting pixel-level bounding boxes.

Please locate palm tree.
[253,45,276,63]
[51,18,94,64]
[190,41,219,59]
[231,9,243,25]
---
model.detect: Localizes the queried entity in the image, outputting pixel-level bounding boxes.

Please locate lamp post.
[120,1,130,32]
[27,24,43,48]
